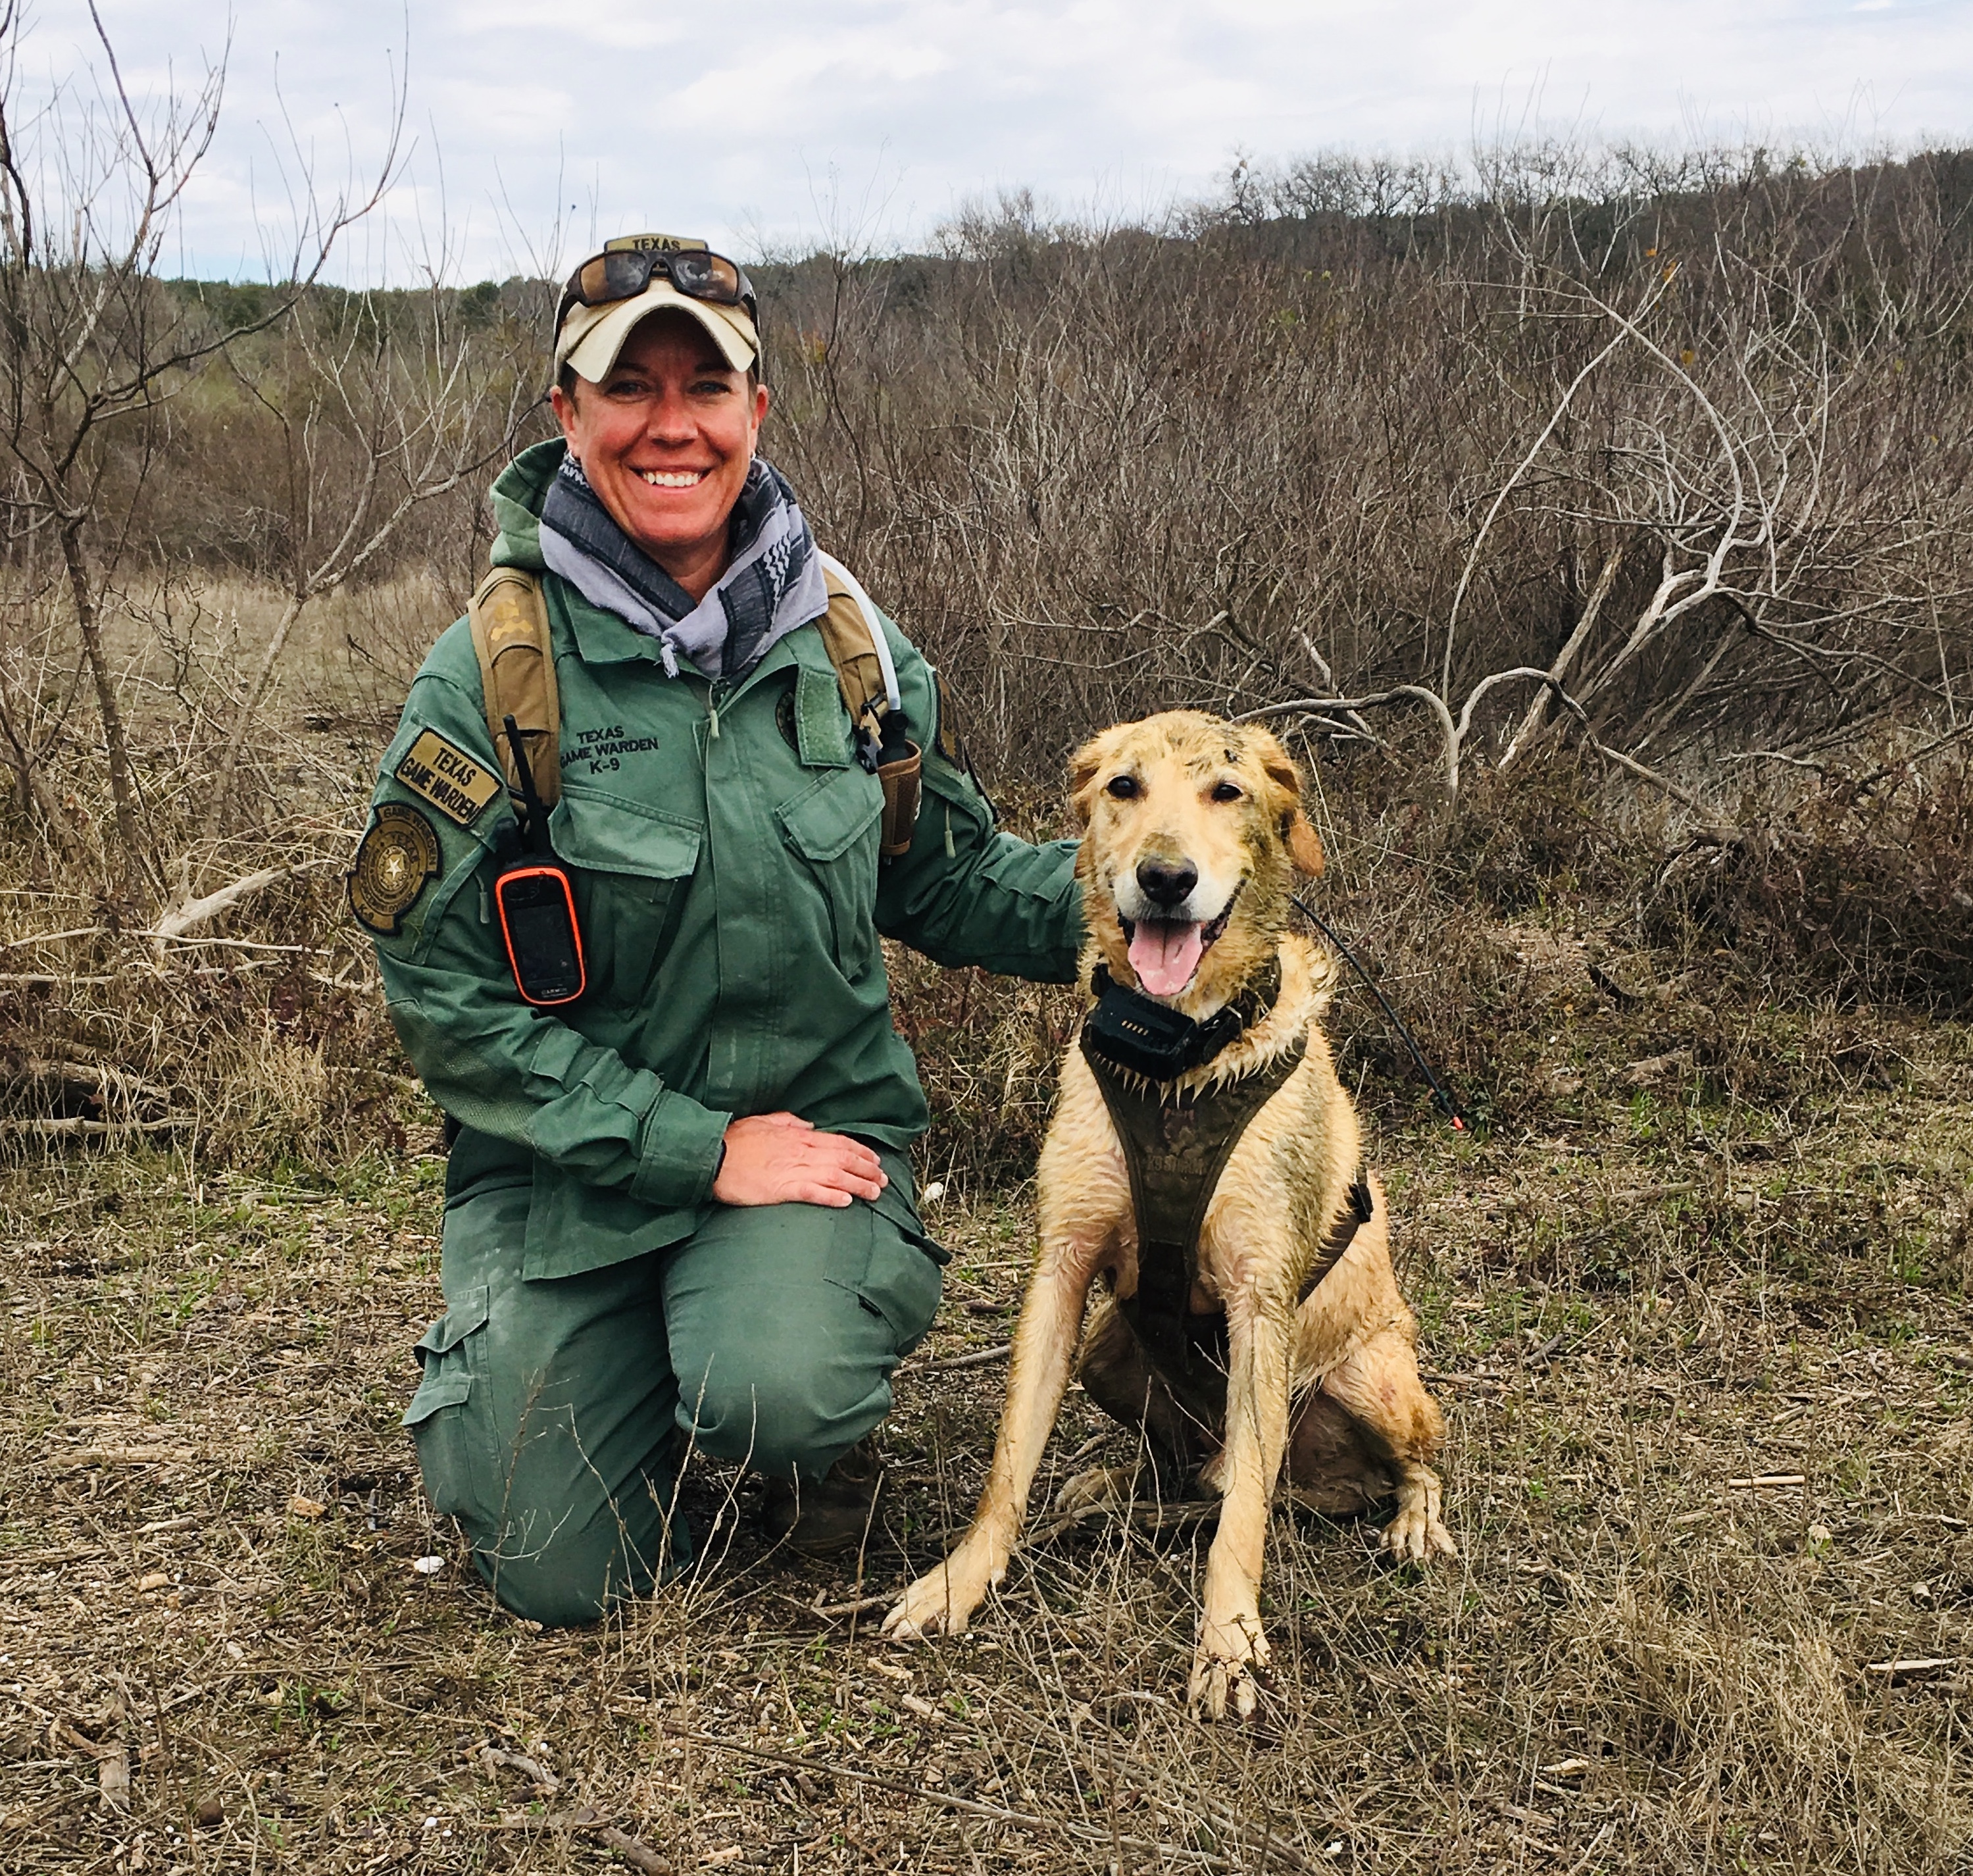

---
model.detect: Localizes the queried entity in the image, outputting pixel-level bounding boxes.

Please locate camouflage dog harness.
[1080,959,1374,1405]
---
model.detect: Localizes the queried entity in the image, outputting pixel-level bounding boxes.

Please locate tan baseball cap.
[554,234,761,381]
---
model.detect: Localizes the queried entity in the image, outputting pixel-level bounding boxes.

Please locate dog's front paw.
[1186,1611,1272,1721]
[881,1546,1001,1642]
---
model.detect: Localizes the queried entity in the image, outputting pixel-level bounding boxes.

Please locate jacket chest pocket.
[776,765,883,980]
[549,788,703,1006]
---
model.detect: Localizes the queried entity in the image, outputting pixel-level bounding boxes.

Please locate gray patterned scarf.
[538,451,828,681]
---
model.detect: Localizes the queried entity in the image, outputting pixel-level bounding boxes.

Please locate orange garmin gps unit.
[493,714,586,1007]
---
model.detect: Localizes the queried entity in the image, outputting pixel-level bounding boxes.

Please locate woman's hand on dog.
[713,1112,888,1208]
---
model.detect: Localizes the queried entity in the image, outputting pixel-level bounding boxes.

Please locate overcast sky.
[16,0,1973,282]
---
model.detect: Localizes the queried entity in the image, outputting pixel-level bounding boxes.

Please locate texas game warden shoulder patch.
[393,729,501,826]
[349,803,441,936]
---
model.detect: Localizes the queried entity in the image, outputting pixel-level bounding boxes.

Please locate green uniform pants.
[402,1150,941,1627]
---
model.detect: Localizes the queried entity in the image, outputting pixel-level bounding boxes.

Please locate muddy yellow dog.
[884,711,1455,1719]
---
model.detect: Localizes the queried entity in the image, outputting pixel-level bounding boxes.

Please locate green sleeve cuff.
[630,1088,732,1209]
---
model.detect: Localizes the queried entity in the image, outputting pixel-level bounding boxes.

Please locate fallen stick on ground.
[5,1118,192,1138]
[0,926,104,950]
[0,1544,104,1569]
[488,1808,672,1872]
[51,1446,199,1466]
[898,1342,1012,1376]
[594,1824,672,1873]
[480,1745,559,1791]
[655,1720,1276,1868]
[810,1590,895,1619]
[149,934,324,954]
[1059,1431,1116,1468]
[1024,1494,1221,1547]
[1605,1180,1703,1203]
[151,857,344,942]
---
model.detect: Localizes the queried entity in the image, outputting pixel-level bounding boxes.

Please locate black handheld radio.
[493,714,586,1007]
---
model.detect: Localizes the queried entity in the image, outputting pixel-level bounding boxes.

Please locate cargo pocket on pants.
[858,1197,949,1357]
[403,1283,490,1521]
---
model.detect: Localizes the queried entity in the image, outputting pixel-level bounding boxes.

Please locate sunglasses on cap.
[555,240,759,342]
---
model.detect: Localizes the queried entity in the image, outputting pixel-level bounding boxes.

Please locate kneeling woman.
[355,234,1082,1626]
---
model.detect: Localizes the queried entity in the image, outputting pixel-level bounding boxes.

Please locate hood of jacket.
[487,437,567,575]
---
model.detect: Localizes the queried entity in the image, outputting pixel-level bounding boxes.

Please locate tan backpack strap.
[815,553,920,860]
[874,742,922,860]
[815,565,891,753]
[468,567,561,809]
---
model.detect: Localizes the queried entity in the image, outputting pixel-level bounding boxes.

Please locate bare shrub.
[886,948,1079,1194]
[1652,744,1973,1007]
[0,0,399,895]
[0,869,405,1169]
[764,147,1973,807]
[4,133,1973,1164]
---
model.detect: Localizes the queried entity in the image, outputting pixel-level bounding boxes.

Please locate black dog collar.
[1084,959,1282,1082]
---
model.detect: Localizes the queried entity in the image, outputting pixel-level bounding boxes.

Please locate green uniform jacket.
[363,440,1082,1281]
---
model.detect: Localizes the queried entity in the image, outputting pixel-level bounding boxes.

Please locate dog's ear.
[1068,730,1115,827]
[1284,811,1326,877]
[1251,730,1326,877]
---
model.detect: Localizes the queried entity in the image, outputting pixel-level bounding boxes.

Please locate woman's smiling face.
[551,311,768,599]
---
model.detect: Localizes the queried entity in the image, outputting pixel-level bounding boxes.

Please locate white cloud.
[8,0,1968,282]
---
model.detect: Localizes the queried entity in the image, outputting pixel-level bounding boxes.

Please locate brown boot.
[761,1437,883,1555]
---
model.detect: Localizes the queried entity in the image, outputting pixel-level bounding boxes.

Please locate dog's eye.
[1105,774,1139,799]
[1211,781,1243,803]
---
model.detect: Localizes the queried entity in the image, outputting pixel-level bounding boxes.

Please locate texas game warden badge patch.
[393,729,501,826]
[349,804,441,936]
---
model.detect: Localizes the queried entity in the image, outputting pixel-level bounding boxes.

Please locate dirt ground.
[3,988,1971,1875]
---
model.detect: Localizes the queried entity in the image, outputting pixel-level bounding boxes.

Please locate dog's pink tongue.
[1128,921,1205,997]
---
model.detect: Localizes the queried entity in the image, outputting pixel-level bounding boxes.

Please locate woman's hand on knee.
[713,1112,888,1208]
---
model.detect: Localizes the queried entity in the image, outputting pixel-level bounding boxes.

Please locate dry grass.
[3,967,1969,1875]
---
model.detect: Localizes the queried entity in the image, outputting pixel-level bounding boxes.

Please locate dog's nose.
[1135,857,1198,909]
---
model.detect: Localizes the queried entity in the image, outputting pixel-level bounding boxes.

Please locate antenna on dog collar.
[1290,894,1469,1130]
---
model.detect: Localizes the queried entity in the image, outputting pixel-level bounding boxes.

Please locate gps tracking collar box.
[1084,964,1257,1081]
[493,714,587,1007]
